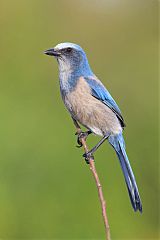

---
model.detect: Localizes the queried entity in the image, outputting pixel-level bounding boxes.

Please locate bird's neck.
[58,59,93,94]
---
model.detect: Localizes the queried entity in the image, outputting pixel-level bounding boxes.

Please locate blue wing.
[85,77,126,128]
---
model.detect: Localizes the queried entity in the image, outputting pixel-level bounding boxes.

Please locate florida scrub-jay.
[44,42,142,212]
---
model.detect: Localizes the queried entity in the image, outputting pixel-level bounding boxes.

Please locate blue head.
[44,42,93,77]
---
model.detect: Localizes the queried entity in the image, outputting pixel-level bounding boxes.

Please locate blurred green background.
[0,0,158,239]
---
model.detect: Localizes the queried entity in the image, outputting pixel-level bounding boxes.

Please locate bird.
[44,42,142,213]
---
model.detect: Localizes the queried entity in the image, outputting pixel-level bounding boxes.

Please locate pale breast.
[64,77,122,136]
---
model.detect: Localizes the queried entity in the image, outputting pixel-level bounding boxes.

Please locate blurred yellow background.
[0,0,158,239]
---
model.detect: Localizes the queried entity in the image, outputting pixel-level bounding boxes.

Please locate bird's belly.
[64,91,122,136]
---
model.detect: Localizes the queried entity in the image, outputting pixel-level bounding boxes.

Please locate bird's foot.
[83,151,94,164]
[75,131,91,148]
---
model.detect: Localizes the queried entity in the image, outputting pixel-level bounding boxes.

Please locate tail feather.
[108,133,142,212]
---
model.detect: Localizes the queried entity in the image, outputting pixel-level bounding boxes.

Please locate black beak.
[44,48,61,57]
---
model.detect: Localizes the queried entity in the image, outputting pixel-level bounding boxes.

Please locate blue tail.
[108,133,142,212]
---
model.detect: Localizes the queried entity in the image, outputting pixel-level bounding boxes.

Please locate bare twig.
[75,126,111,240]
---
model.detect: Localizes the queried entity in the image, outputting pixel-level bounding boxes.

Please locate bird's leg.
[72,117,92,147]
[76,130,92,148]
[72,117,81,134]
[83,134,109,163]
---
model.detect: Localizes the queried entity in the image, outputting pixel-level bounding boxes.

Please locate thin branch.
[75,126,111,240]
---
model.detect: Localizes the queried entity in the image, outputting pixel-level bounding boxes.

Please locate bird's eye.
[66,47,72,53]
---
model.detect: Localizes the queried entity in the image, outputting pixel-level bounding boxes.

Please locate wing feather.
[85,77,126,128]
